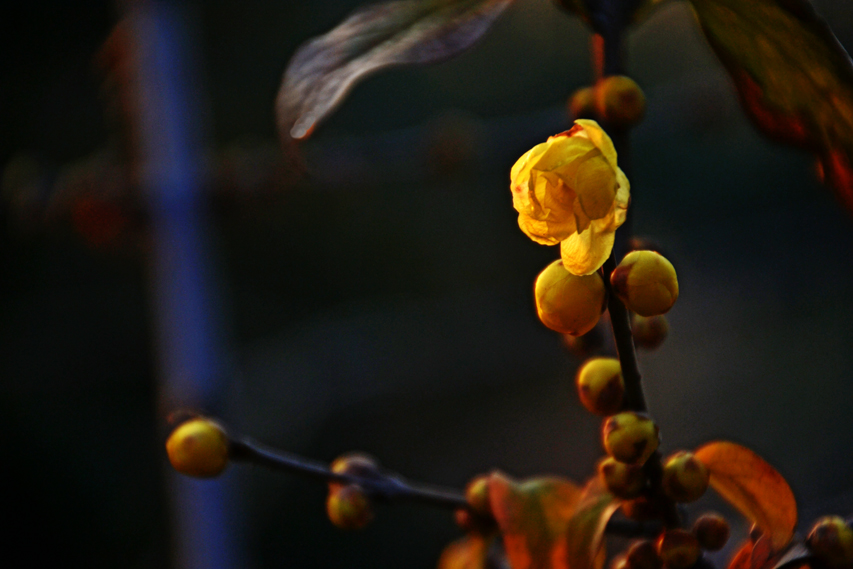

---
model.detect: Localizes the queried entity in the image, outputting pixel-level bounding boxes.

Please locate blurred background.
[2,0,853,567]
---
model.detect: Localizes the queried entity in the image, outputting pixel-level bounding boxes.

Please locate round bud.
[569,86,597,120]
[602,412,660,465]
[693,513,730,551]
[595,76,646,128]
[626,539,663,569]
[576,357,624,415]
[611,251,679,317]
[610,554,629,569]
[535,260,606,336]
[329,453,381,492]
[622,496,664,521]
[662,451,710,503]
[599,456,645,499]
[806,516,853,567]
[656,529,701,569]
[326,484,373,530]
[166,417,229,478]
[465,475,491,517]
[632,314,669,350]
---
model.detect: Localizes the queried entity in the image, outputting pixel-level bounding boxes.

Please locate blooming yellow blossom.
[510,119,630,275]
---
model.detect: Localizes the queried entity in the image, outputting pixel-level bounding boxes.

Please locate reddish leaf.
[488,472,583,569]
[438,535,493,569]
[277,0,512,140]
[689,0,853,212]
[729,541,755,569]
[488,473,617,569]
[695,441,797,552]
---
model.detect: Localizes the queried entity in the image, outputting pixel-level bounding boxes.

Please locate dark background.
[2,1,853,567]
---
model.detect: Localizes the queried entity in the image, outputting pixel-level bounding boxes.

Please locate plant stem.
[228,437,662,537]
[593,9,682,529]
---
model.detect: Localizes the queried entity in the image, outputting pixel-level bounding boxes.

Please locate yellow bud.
[611,250,678,317]
[569,86,597,120]
[598,456,645,499]
[661,451,709,503]
[632,314,669,350]
[576,357,624,415]
[807,516,853,567]
[465,475,492,518]
[602,412,659,465]
[327,484,373,530]
[166,418,229,478]
[535,259,606,336]
[595,76,646,128]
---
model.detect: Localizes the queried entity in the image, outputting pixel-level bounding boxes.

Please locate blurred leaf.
[695,441,797,552]
[488,472,583,569]
[689,0,853,212]
[438,535,493,569]
[564,476,620,569]
[277,0,512,140]
[730,541,756,569]
[487,473,617,569]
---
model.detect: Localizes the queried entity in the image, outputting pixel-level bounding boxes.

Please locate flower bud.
[329,453,382,494]
[806,516,853,567]
[595,76,646,129]
[569,86,597,120]
[602,412,660,465]
[662,451,709,503]
[632,314,669,350]
[692,513,730,551]
[626,539,663,569]
[576,357,624,415]
[656,529,701,569]
[465,475,492,518]
[327,484,373,530]
[611,250,679,317]
[166,417,229,478]
[535,259,606,336]
[598,456,645,499]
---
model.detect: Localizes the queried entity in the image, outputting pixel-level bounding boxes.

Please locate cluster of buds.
[612,514,730,569]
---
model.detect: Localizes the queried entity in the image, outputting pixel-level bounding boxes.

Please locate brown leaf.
[438,535,493,569]
[487,472,618,569]
[695,441,797,552]
[277,0,512,140]
[689,0,853,212]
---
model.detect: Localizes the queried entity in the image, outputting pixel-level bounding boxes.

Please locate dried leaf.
[689,0,853,212]
[438,535,493,569]
[695,441,797,552]
[277,0,512,140]
[487,472,618,569]
[488,472,583,569]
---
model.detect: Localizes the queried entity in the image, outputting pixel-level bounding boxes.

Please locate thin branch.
[228,437,662,537]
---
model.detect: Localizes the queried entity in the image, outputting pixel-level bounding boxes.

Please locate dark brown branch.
[228,436,661,537]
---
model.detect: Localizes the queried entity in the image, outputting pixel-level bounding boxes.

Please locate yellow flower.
[510,119,630,275]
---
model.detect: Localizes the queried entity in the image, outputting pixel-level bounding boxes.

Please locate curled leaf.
[689,0,853,212]
[695,441,797,552]
[277,0,512,140]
